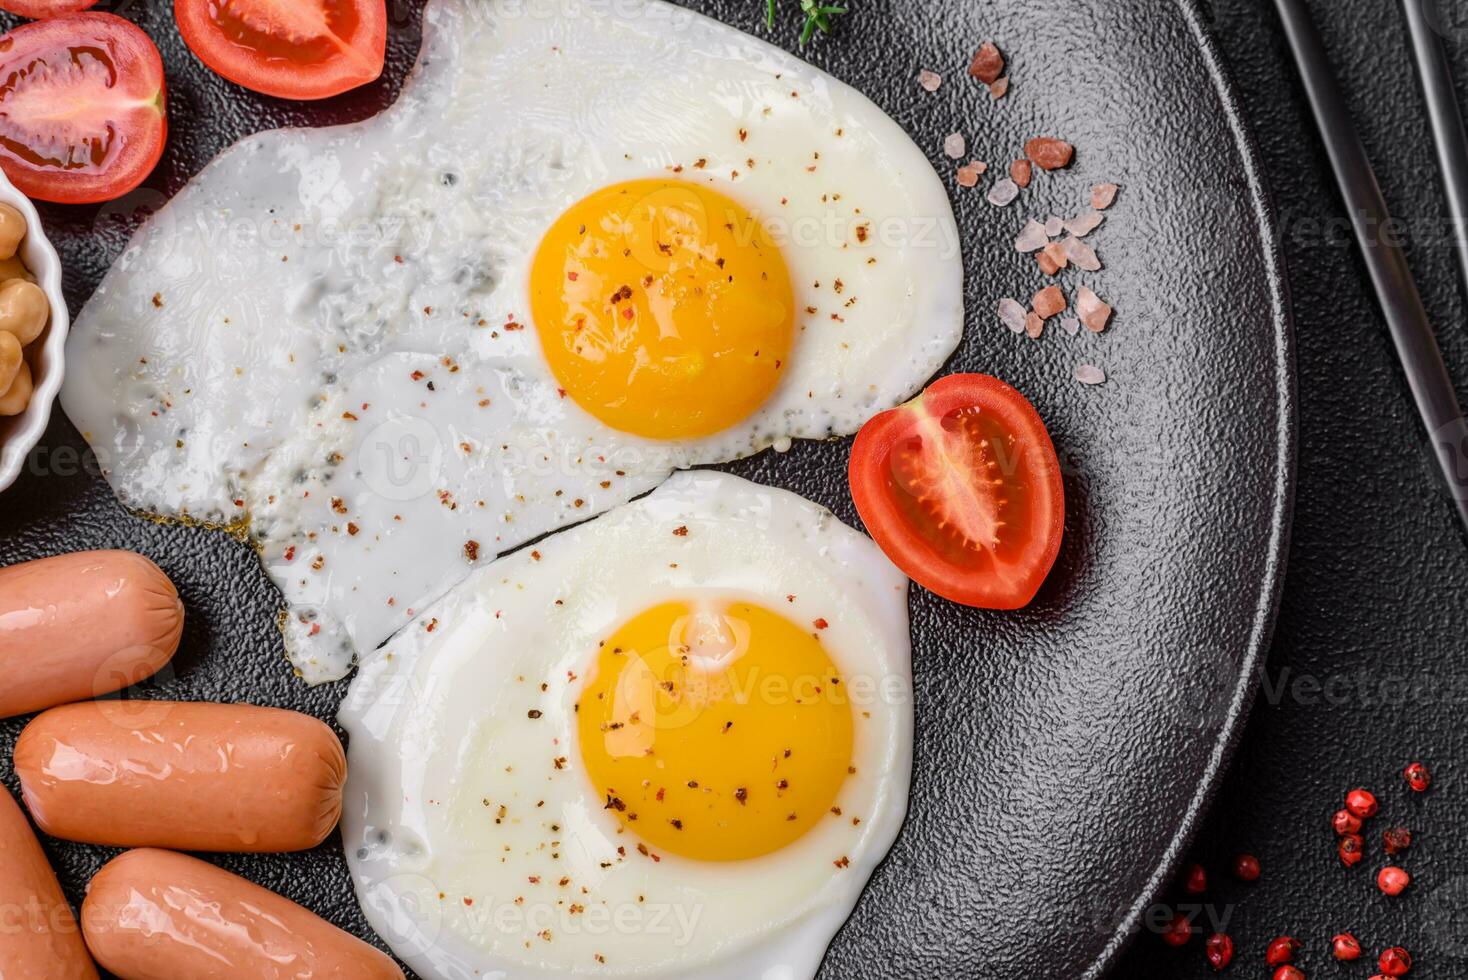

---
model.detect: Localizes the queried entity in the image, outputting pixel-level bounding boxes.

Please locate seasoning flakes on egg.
[62,0,962,683]
[339,471,913,980]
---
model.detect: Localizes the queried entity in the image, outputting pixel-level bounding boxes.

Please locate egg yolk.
[529,179,795,440]
[576,599,854,862]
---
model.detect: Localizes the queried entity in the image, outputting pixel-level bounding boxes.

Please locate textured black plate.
[0,1,1292,977]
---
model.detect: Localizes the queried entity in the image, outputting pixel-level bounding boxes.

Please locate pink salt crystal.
[989,77,1010,99]
[1075,285,1113,332]
[1064,210,1105,237]
[1063,236,1101,271]
[968,42,1005,84]
[943,133,966,159]
[970,160,988,174]
[1015,219,1048,253]
[987,178,1019,206]
[956,164,981,188]
[1044,216,1064,237]
[1042,241,1070,270]
[1024,311,1044,339]
[918,70,942,92]
[1061,316,1081,336]
[1033,285,1066,319]
[1091,183,1120,210]
[997,298,1027,333]
[1036,251,1060,276]
[1074,364,1106,385]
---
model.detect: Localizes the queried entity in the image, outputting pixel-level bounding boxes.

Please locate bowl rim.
[0,169,70,492]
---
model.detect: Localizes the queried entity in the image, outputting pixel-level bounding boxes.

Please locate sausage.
[0,787,98,978]
[0,550,183,719]
[15,701,346,852]
[80,849,404,980]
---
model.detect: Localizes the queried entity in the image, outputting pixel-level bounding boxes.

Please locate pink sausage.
[81,849,403,980]
[0,550,182,719]
[0,787,98,978]
[15,701,346,852]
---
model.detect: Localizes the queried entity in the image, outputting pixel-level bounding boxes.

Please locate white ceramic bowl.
[0,170,68,492]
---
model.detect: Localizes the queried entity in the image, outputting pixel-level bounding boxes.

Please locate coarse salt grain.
[1092,183,1120,210]
[1061,316,1081,336]
[989,77,1010,99]
[943,133,966,159]
[1074,364,1106,385]
[956,164,981,188]
[997,298,1027,333]
[1024,311,1044,339]
[1064,210,1105,237]
[1063,236,1101,271]
[1042,241,1070,270]
[1044,216,1064,237]
[918,70,942,92]
[1033,285,1066,319]
[969,42,1005,84]
[1076,285,1113,332]
[1015,219,1048,253]
[987,178,1019,207]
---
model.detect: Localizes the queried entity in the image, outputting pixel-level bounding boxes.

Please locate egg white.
[61,0,960,681]
[338,471,912,978]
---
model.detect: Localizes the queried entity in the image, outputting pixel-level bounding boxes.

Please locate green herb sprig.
[766,0,848,45]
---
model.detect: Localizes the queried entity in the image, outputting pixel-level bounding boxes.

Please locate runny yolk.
[529,179,795,440]
[576,599,853,862]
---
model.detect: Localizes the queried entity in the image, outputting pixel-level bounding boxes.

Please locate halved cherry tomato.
[848,373,1065,609]
[174,0,387,101]
[0,13,166,204]
[0,0,97,18]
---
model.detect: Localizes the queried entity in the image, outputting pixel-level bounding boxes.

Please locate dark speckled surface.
[1117,0,1468,977]
[0,2,1297,978]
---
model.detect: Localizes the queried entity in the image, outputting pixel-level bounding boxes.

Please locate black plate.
[0,1,1293,976]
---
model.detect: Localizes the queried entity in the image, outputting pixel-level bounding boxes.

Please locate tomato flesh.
[849,374,1065,609]
[0,0,97,18]
[0,13,166,204]
[175,0,386,101]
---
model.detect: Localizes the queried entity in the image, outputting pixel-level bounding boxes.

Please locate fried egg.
[61,0,961,681]
[339,471,912,978]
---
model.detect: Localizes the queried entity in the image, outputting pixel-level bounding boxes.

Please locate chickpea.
[0,256,31,284]
[0,279,47,345]
[0,330,19,395]
[0,360,30,416]
[0,203,26,261]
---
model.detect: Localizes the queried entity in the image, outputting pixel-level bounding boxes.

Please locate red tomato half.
[848,374,1065,609]
[0,13,167,204]
[0,0,97,18]
[174,0,387,101]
